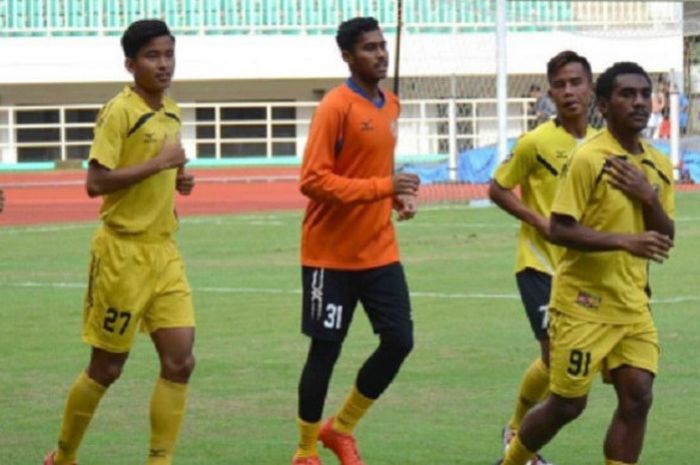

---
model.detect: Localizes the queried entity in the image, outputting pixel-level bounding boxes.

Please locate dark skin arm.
[175,165,195,196]
[550,213,673,263]
[86,135,187,197]
[489,179,550,240]
[604,156,674,238]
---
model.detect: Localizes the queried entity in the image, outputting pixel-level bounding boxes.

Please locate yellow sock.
[54,372,107,465]
[332,385,375,435]
[294,418,321,458]
[605,460,634,465]
[147,377,188,465]
[502,435,536,465]
[508,358,549,431]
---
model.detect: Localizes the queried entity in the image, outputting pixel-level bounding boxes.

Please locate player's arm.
[489,180,550,240]
[603,156,674,238]
[86,135,186,197]
[489,135,549,238]
[300,103,418,203]
[550,213,672,262]
[175,165,195,196]
[550,154,672,262]
[0,188,4,212]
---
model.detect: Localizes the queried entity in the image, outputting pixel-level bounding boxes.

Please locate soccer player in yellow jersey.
[499,62,675,465]
[44,20,196,465]
[489,50,595,465]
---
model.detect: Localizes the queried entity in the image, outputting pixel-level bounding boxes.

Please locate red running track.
[1,167,697,226]
[0,167,305,226]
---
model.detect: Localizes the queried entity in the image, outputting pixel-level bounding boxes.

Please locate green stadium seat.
[184,0,195,30]
[0,0,576,37]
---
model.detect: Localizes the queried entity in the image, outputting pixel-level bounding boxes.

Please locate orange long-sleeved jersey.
[300,81,400,270]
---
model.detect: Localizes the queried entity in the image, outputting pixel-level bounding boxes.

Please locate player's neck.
[608,127,643,154]
[132,85,165,111]
[349,74,381,100]
[559,116,588,139]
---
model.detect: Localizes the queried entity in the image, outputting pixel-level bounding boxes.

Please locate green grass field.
[1,193,699,465]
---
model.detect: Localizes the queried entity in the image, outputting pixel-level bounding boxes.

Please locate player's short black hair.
[547,50,592,83]
[336,17,380,52]
[595,61,651,100]
[121,19,174,59]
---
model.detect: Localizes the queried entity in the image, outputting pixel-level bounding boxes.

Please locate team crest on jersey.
[360,119,374,131]
[555,149,568,159]
[143,132,157,144]
[575,290,601,309]
[652,183,660,194]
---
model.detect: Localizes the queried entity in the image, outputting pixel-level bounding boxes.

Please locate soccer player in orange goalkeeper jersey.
[291,16,420,465]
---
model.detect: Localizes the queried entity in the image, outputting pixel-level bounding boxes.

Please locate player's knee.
[89,361,124,387]
[308,338,343,368]
[620,388,653,420]
[551,396,587,424]
[380,328,414,360]
[161,353,195,383]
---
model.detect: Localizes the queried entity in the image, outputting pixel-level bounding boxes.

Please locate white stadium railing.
[0,98,535,164]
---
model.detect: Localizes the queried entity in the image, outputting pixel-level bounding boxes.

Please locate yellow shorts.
[548,308,658,398]
[82,227,195,353]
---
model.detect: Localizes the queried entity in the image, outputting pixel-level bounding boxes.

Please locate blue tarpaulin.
[402,138,700,184]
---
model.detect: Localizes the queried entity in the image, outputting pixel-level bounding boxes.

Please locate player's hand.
[392,172,420,196]
[604,156,656,205]
[622,230,674,263]
[155,134,187,171]
[176,166,195,196]
[394,193,417,221]
[0,188,4,213]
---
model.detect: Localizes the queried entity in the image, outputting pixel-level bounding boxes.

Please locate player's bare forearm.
[641,195,674,239]
[87,136,187,197]
[86,158,165,197]
[489,180,549,239]
[550,213,673,261]
[550,213,626,251]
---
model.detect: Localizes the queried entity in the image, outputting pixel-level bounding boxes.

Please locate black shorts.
[515,268,552,341]
[301,262,413,342]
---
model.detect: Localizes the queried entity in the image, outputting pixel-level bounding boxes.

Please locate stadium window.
[15,109,61,162]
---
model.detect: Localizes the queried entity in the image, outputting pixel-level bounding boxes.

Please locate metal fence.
[0,97,534,164]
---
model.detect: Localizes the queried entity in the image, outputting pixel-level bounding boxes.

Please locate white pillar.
[448,98,457,181]
[496,0,508,163]
[669,88,680,180]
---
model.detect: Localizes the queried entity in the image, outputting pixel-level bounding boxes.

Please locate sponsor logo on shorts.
[575,290,601,309]
[310,269,324,321]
